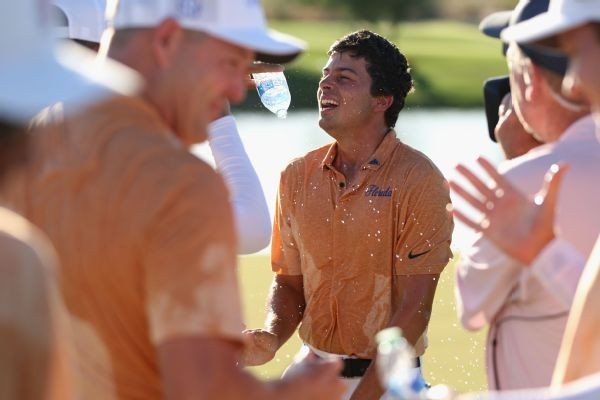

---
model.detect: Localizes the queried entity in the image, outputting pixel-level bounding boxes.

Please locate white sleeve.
[207,115,271,254]
[455,234,523,331]
[457,371,600,400]
[530,238,586,308]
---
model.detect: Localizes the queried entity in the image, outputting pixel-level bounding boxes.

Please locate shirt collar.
[321,129,399,170]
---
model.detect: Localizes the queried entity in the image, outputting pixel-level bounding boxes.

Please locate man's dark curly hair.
[328,30,414,128]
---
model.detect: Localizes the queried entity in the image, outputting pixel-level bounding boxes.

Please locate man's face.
[172,33,253,145]
[317,52,379,137]
[558,24,600,119]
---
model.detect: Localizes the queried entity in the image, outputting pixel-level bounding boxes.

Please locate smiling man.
[243,30,454,400]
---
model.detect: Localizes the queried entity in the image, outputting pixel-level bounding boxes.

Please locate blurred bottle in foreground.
[253,71,291,118]
[376,327,427,400]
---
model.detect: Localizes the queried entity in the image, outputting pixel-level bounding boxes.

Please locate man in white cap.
[49,0,272,254]
[500,0,600,388]
[0,0,138,398]
[3,0,345,399]
[397,2,600,399]
[451,0,600,391]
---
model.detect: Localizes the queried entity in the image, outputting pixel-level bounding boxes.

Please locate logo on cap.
[177,0,203,18]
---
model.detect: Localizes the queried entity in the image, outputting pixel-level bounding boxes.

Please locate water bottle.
[253,72,291,118]
[376,327,427,400]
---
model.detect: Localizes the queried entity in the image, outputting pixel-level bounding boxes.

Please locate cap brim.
[479,11,512,39]
[0,42,141,123]
[501,13,584,43]
[201,27,306,64]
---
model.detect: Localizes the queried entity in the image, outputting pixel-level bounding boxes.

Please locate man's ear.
[374,95,393,112]
[524,61,544,102]
[152,18,183,69]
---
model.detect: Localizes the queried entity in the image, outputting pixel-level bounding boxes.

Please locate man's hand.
[275,355,346,400]
[246,62,285,89]
[449,157,570,265]
[495,93,542,159]
[212,63,285,120]
[241,328,279,366]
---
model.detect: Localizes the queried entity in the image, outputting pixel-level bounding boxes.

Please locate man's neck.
[332,125,390,185]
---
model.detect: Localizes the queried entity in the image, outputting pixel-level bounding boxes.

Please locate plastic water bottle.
[253,72,291,118]
[376,327,427,400]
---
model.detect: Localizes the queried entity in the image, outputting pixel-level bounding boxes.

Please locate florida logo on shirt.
[365,185,392,197]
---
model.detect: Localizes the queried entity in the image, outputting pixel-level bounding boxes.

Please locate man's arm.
[349,274,440,400]
[450,158,583,308]
[208,112,271,254]
[158,336,345,400]
[455,236,524,330]
[243,274,305,366]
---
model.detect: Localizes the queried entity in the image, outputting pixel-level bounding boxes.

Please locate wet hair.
[328,30,413,128]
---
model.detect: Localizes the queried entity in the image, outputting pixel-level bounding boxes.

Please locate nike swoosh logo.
[408,249,432,259]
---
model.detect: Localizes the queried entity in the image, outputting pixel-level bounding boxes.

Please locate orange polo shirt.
[4,97,244,399]
[0,207,74,400]
[272,131,453,358]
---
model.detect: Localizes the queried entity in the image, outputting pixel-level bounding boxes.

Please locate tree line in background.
[264,0,518,23]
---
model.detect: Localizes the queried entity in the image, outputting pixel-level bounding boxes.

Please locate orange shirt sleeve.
[142,158,244,346]
[394,162,454,275]
[271,164,302,276]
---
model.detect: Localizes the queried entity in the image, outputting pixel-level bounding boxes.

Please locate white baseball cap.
[0,0,141,124]
[502,0,600,42]
[108,0,306,63]
[51,0,106,43]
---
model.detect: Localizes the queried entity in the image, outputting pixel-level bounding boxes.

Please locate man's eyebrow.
[322,67,358,75]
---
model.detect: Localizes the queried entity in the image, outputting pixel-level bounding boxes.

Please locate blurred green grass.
[237,253,488,393]
[237,20,507,111]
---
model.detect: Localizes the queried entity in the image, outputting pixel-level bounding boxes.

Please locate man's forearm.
[265,274,306,349]
[349,364,384,400]
[391,274,439,347]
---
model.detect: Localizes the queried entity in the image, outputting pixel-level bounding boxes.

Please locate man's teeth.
[321,99,339,107]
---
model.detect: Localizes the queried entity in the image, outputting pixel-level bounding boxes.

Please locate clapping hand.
[449,157,570,264]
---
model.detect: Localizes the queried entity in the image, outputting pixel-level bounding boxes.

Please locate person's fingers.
[313,358,343,378]
[455,164,495,200]
[452,208,483,232]
[449,181,488,212]
[539,163,570,210]
[245,63,285,89]
[498,92,512,118]
[476,157,512,191]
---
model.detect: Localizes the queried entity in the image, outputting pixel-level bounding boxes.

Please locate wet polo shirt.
[272,131,453,358]
[4,97,244,400]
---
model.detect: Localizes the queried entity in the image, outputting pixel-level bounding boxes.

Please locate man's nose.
[227,77,247,104]
[319,75,333,91]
